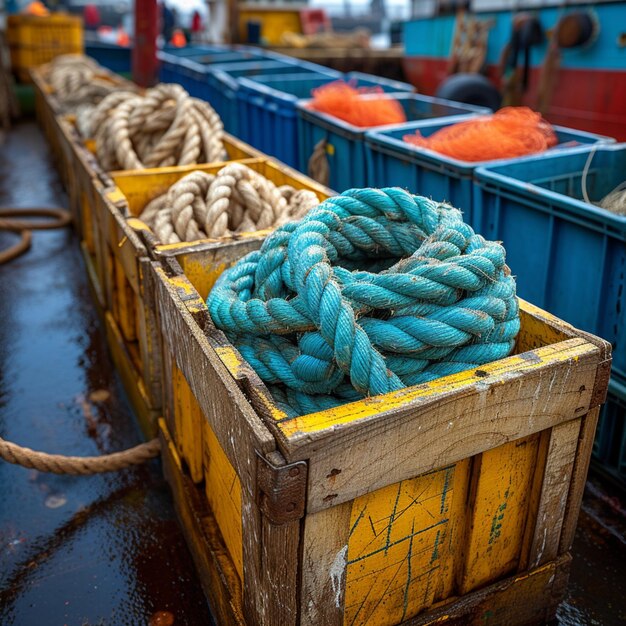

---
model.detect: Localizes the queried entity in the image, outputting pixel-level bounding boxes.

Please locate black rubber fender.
[435,73,502,111]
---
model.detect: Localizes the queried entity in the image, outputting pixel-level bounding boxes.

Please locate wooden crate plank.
[527,418,581,568]
[170,359,203,483]
[160,420,245,626]
[203,417,244,581]
[114,255,138,342]
[300,501,353,626]
[259,511,302,626]
[153,263,276,477]
[285,340,600,513]
[137,258,163,404]
[342,460,470,626]
[559,406,601,554]
[405,554,571,626]
[459,436,539,594]
[103,311,158,438]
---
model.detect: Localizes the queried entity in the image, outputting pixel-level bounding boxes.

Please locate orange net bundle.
[308,81,407,127]
[403,107,558,162]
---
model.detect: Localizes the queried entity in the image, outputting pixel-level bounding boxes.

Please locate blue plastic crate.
[473,144,626,382]
[206,60,330,134]
[593,377,626,488]
[365,118,612,226]
[85,42,131,74]
[236,70,343,166]
[157,49,264,95]
[299,94,488,192]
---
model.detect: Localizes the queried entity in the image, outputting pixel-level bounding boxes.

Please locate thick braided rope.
[139,163,320,244]
[207,188,520,417]
[48,55,121,110]
[0,435,161,475]
[94,84,226,170]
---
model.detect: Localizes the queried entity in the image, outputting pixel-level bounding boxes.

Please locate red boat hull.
[403,56,626,141]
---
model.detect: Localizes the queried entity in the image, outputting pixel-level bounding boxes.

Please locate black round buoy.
[435,73,502,111]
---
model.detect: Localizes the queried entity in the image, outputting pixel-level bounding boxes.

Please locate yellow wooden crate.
[7,13,83,48]
[96,157,332,436]
[151,243,611,626]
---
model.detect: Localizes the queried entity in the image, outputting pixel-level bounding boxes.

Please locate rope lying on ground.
[93,84,226,170]
[0,207,72,264]
[403,107,558,162]
[208,187,520,417]
[0,436,161,475]
[47,54,124,110]
[139,163,320,243]
[0,207,162,473]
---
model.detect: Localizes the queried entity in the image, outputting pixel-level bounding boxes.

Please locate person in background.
[162,3,175,43]
[191,9,203,42]
[84,3,100,31]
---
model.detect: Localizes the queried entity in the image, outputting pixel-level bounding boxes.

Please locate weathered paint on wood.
[405,554,571,626]
[203,412,244,581]
[527,418,581,569]
[102,311,158,438]
[171,358,204,483]
[460,436,539,594]
[343,461,470,626]
[160,419,246,626]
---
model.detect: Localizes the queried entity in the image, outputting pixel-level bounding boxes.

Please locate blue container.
[299,94,487,192]
[158,49,264,94]
[207,61,331,134]
[85,42,131,74]
[366,118,611,226]
[236,70,344,166]
[593,377,626,488]
[473,144,626,382]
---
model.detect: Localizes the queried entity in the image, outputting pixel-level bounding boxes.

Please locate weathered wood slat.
[459,436,540,594]
[300,501,352,626]
[528,418,581,569]
[160,420,246,626]
[405,554,571,626]
[559,406,601,555]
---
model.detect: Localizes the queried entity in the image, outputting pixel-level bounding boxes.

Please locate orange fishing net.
[308,81,407,127]
[403,107,558,161]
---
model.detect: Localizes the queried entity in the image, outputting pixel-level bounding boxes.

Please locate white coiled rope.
[93,84,226,171]
[139,163,320,244]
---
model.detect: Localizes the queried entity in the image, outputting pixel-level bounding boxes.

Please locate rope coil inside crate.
[48,54,127,110]
[139,163,321,244]
[92,84,226,171]
[208,188,520,417]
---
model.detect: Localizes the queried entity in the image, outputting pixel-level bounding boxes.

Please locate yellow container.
[7,13,83,47]
[238,4,303,45]
[153,235,612,626]
[8,14,83,81]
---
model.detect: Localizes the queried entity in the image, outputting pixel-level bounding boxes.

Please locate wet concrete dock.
[0,121,624,625]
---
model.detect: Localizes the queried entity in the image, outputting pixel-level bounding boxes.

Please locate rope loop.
[208,188,520,417]
[94,84,226,171]
[139,163,320,244]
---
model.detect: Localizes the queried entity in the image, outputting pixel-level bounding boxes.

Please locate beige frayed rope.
[139,162,320,244]
[47,54,124,110]
[0,435,161,475]
[93,84,226,171]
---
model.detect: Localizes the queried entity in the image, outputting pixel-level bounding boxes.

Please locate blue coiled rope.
[207,188,520,418]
